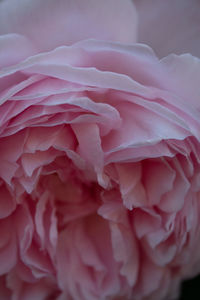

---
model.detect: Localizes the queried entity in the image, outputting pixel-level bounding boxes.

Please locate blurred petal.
[0,34,36,68]
[0,186,16,219]
[0,0,137,52]
[0,276,11,299]
[0,218,17,275]
[134,0,200,58]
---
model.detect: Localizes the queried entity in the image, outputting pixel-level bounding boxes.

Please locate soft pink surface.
[134,0,200,58]
[0,0,200,299]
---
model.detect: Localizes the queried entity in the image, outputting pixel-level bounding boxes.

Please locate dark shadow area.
[179,275,200,299]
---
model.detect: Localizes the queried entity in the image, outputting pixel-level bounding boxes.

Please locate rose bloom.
[0,0,200,299]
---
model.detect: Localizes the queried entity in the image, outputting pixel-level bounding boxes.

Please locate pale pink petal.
[116,163,146,209]
[34,192,50,250]
[160,54,200,115]
[25,126,76,153]
[134,255,164,298]
[21,149,60,177]
[22,244,55,280]
[105,140,175,165]
[0,34,36,68]
[15,204,34,255]
[0,130,26,162]
[102,99,189,155]
[0,8,199,298]
[0,0,137,52]
[143,236,177,267]
[133,208,162,239]
[110,222,139,286]
[72,123,105,186]
[35,190,58,256]
[98,192,127,225]
[0,75,43,106]
[17,167,41,195]
[57,216,123,300]
[159,158,190,212]
[15,201,57,279]
[134,0,200,58]
[98,198,139,287]
[0,44,153,98]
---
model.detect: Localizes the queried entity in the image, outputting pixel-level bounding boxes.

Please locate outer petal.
[134,0,200,58]
[0,34,37,68]
[0,0,137,52]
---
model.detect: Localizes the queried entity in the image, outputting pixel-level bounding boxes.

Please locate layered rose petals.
[0,16,200,299]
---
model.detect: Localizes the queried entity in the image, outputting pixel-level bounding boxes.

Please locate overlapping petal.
[0,0,137,53]
[0,1,200,297]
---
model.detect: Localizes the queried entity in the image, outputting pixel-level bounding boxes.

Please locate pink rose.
[0,0,200,299]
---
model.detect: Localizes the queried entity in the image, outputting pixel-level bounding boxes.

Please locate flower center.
[30,157,103,231]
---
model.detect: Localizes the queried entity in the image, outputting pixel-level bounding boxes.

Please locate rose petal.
[0,34,36,68]
[7,272,57,300]
[116,163,146,209]
[133,208,162,239]
[0,0,137,51]
[110,222,139,286]
[0,276,11,299]
[134,0,200,58]
[72,123,105,185]
[143,159,176,206]
[134,255,164,297]
[0,185,16,218]
[0,218,17,275]
[159,158,190,213]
